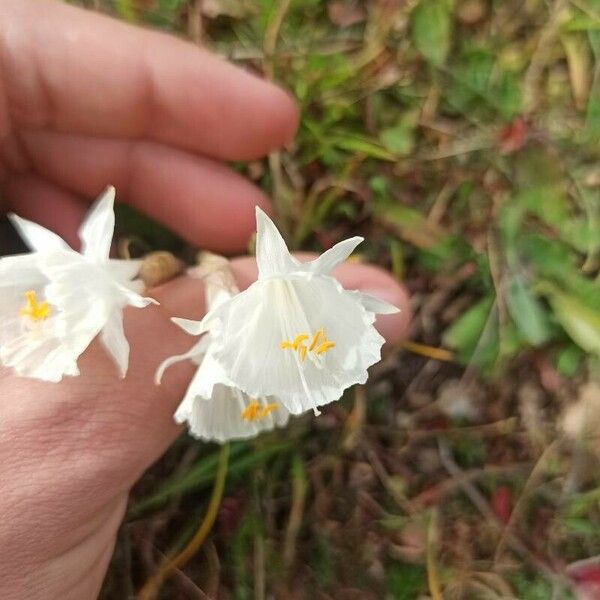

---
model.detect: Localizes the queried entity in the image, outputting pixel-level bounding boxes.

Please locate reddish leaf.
[491,486,512,524]
[498,117,528,154]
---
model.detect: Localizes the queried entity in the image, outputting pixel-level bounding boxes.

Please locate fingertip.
[208,68,299,159]
[263,84,299,150]
[367,285,411,344]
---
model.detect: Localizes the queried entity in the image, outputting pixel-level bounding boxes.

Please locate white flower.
[156,256,290,443]
[0,186,156,382]
[200,208,399,415]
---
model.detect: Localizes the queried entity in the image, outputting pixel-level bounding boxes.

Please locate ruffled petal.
[175,385,290,443]
[302,237,363,275]
[100,311,129,378]
[8,214,69,253]
[255,207,299,278]
[0,317,80,382]
[79,186,115,262]
[0,257,80,381]
[211,276,385,414]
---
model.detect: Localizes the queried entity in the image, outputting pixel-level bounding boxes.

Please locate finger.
[20,130,270,251]
[0,0,298,160]
[230,254,412,342]
[3,174,86,249]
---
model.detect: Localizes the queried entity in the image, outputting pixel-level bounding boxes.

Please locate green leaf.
[386,562,427,599]
[565,486,600,518]
[556,344,584,377]
[521,234,600,312]
[380,124,415,156]
[129,440,292,518]
[505,276,552,345]
[539,283,600,356]
[510,573,572,600]
[411,0,452,67]
[586,30,600,139]
[443,296,497,364]
[491,69,522,120]
[329,132,397,161]
[115,0,137,21]
[564,517,600,535]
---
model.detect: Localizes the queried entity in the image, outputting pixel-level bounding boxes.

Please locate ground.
[71,0,600,598]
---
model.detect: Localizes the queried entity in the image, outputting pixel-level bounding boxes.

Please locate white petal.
[0,316,80,382]
[115,283,158,308]
[8,214,69,253]
[0,254,46,293]
[41,252,114,357]
[175,386,290,443]
[171,316,210,336]
[154,336,208,384]
[108,259,142,282]
[0,258,84,381]
[100,311,129,378]
[79,186,116,262]
[211,275,385,414]
[356,291,400,315]
[255,207,299,278]
[303,237,363,275]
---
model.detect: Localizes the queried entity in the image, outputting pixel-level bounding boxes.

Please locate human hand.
[0,2,410,599]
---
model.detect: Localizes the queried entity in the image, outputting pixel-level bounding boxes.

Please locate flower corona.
[190,207,400,417]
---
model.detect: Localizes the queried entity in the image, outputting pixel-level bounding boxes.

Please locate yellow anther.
[19,290,50,322]
[308,328,324,351]
[315,340,336,355]
[260,403,278,417]
[299,345,307,362]
[241,400,261,421]
[291,334,309,350]
[280,327,336,362]
[241,399,278,422]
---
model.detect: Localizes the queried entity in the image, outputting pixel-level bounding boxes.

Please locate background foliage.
[72,0,600,597]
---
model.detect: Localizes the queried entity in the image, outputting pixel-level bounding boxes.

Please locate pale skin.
[0,1,411,598]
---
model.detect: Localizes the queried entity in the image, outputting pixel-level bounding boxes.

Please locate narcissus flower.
[0,186,156,382]
[201,208,399,415]
[156,256,290,442]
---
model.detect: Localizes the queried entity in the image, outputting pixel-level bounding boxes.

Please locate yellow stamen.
[280,328,336,361]
[315,341,336,354]
[241,399,279,421]
[299,345,307,362]
[19,290,50,322]
[241,400,261,421]
[259,403,278,417]
[291,334,309,350]
[308,328,324,351]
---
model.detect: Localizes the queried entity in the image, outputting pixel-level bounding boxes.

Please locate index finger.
[0,0,298,160]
